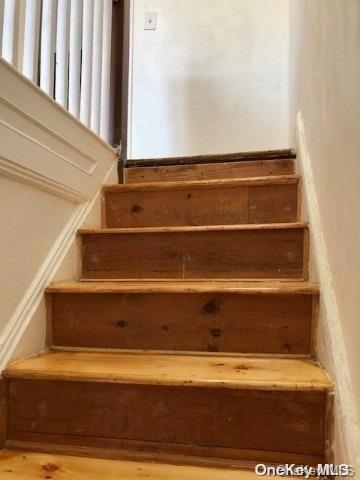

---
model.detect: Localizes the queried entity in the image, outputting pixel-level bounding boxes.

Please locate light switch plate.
[145,12,157,30]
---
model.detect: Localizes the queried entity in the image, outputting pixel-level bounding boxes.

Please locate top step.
[125,151,295,184]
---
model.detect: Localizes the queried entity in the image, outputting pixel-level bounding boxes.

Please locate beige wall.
[0,177,74,331]
[289,0,360,467]
[129,0,290,159]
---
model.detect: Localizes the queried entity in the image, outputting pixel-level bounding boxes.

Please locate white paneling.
[0,58,115,200]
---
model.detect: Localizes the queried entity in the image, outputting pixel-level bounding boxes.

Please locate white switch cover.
[145,12,157,30]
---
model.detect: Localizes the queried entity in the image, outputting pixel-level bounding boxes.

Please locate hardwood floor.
[0,450,288,479]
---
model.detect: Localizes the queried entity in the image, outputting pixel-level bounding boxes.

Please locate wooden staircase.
[1,152,333,476]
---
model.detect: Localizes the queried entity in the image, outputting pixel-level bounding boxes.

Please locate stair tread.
[5,351,331,391]
[46,279,319,294]
[78,222,307,235]
[104,174,299,192]
[0,450,285,479]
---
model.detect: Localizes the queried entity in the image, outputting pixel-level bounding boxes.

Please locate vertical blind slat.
[100,0,112,141]
[2,0,16,63]
[55,0,70,107]
[79,0,93,127]
[22,0,41,81]
[68,0,82,118]
[0,0,5,56]
[40,0,57,95]
[90,0,103,135]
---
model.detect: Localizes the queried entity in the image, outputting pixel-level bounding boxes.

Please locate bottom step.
[0,450,285,479]
[4,352,331,466]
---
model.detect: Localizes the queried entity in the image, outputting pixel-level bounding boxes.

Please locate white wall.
[128,0,290,159]
[289,0,360,468]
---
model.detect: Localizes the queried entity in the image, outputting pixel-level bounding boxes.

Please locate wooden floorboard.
[0,450,288,479]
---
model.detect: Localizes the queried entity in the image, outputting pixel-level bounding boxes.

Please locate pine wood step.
[4,352,331,466]
[125,159,295,184]
[4,351,331,389]
[79,223,308,280]
[103,176,299,228]
[0,450,286,479]
[46,281,318,355]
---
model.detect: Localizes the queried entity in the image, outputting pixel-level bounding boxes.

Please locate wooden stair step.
[0,450,286,479]
[47,279,319,294]
[4,351,331,390]
[103,176,299,228]
[79,223,308,280]
[125,158,295,184]
[126,149,296,168]
[4,352,331,466]
[46,281,318,355]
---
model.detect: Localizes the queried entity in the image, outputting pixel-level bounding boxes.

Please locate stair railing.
[0,0,113,142]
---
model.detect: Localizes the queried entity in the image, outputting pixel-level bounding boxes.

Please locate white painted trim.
[0,58,115,152]
[0,96,98,171]
[0,160,117,370]
[0,155,89,203]
[296,111,360,469]
[0,117,95,175]
[0,57,116,200]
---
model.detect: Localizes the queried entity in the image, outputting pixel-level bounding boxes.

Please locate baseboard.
[0,161,117,371]
[295,111,360,468]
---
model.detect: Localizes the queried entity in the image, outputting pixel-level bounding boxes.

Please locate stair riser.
[125,159,294,184]
[104,183,298,228]
[81,228,308,280]
[48,292,315,355]
[7,379,327,465]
